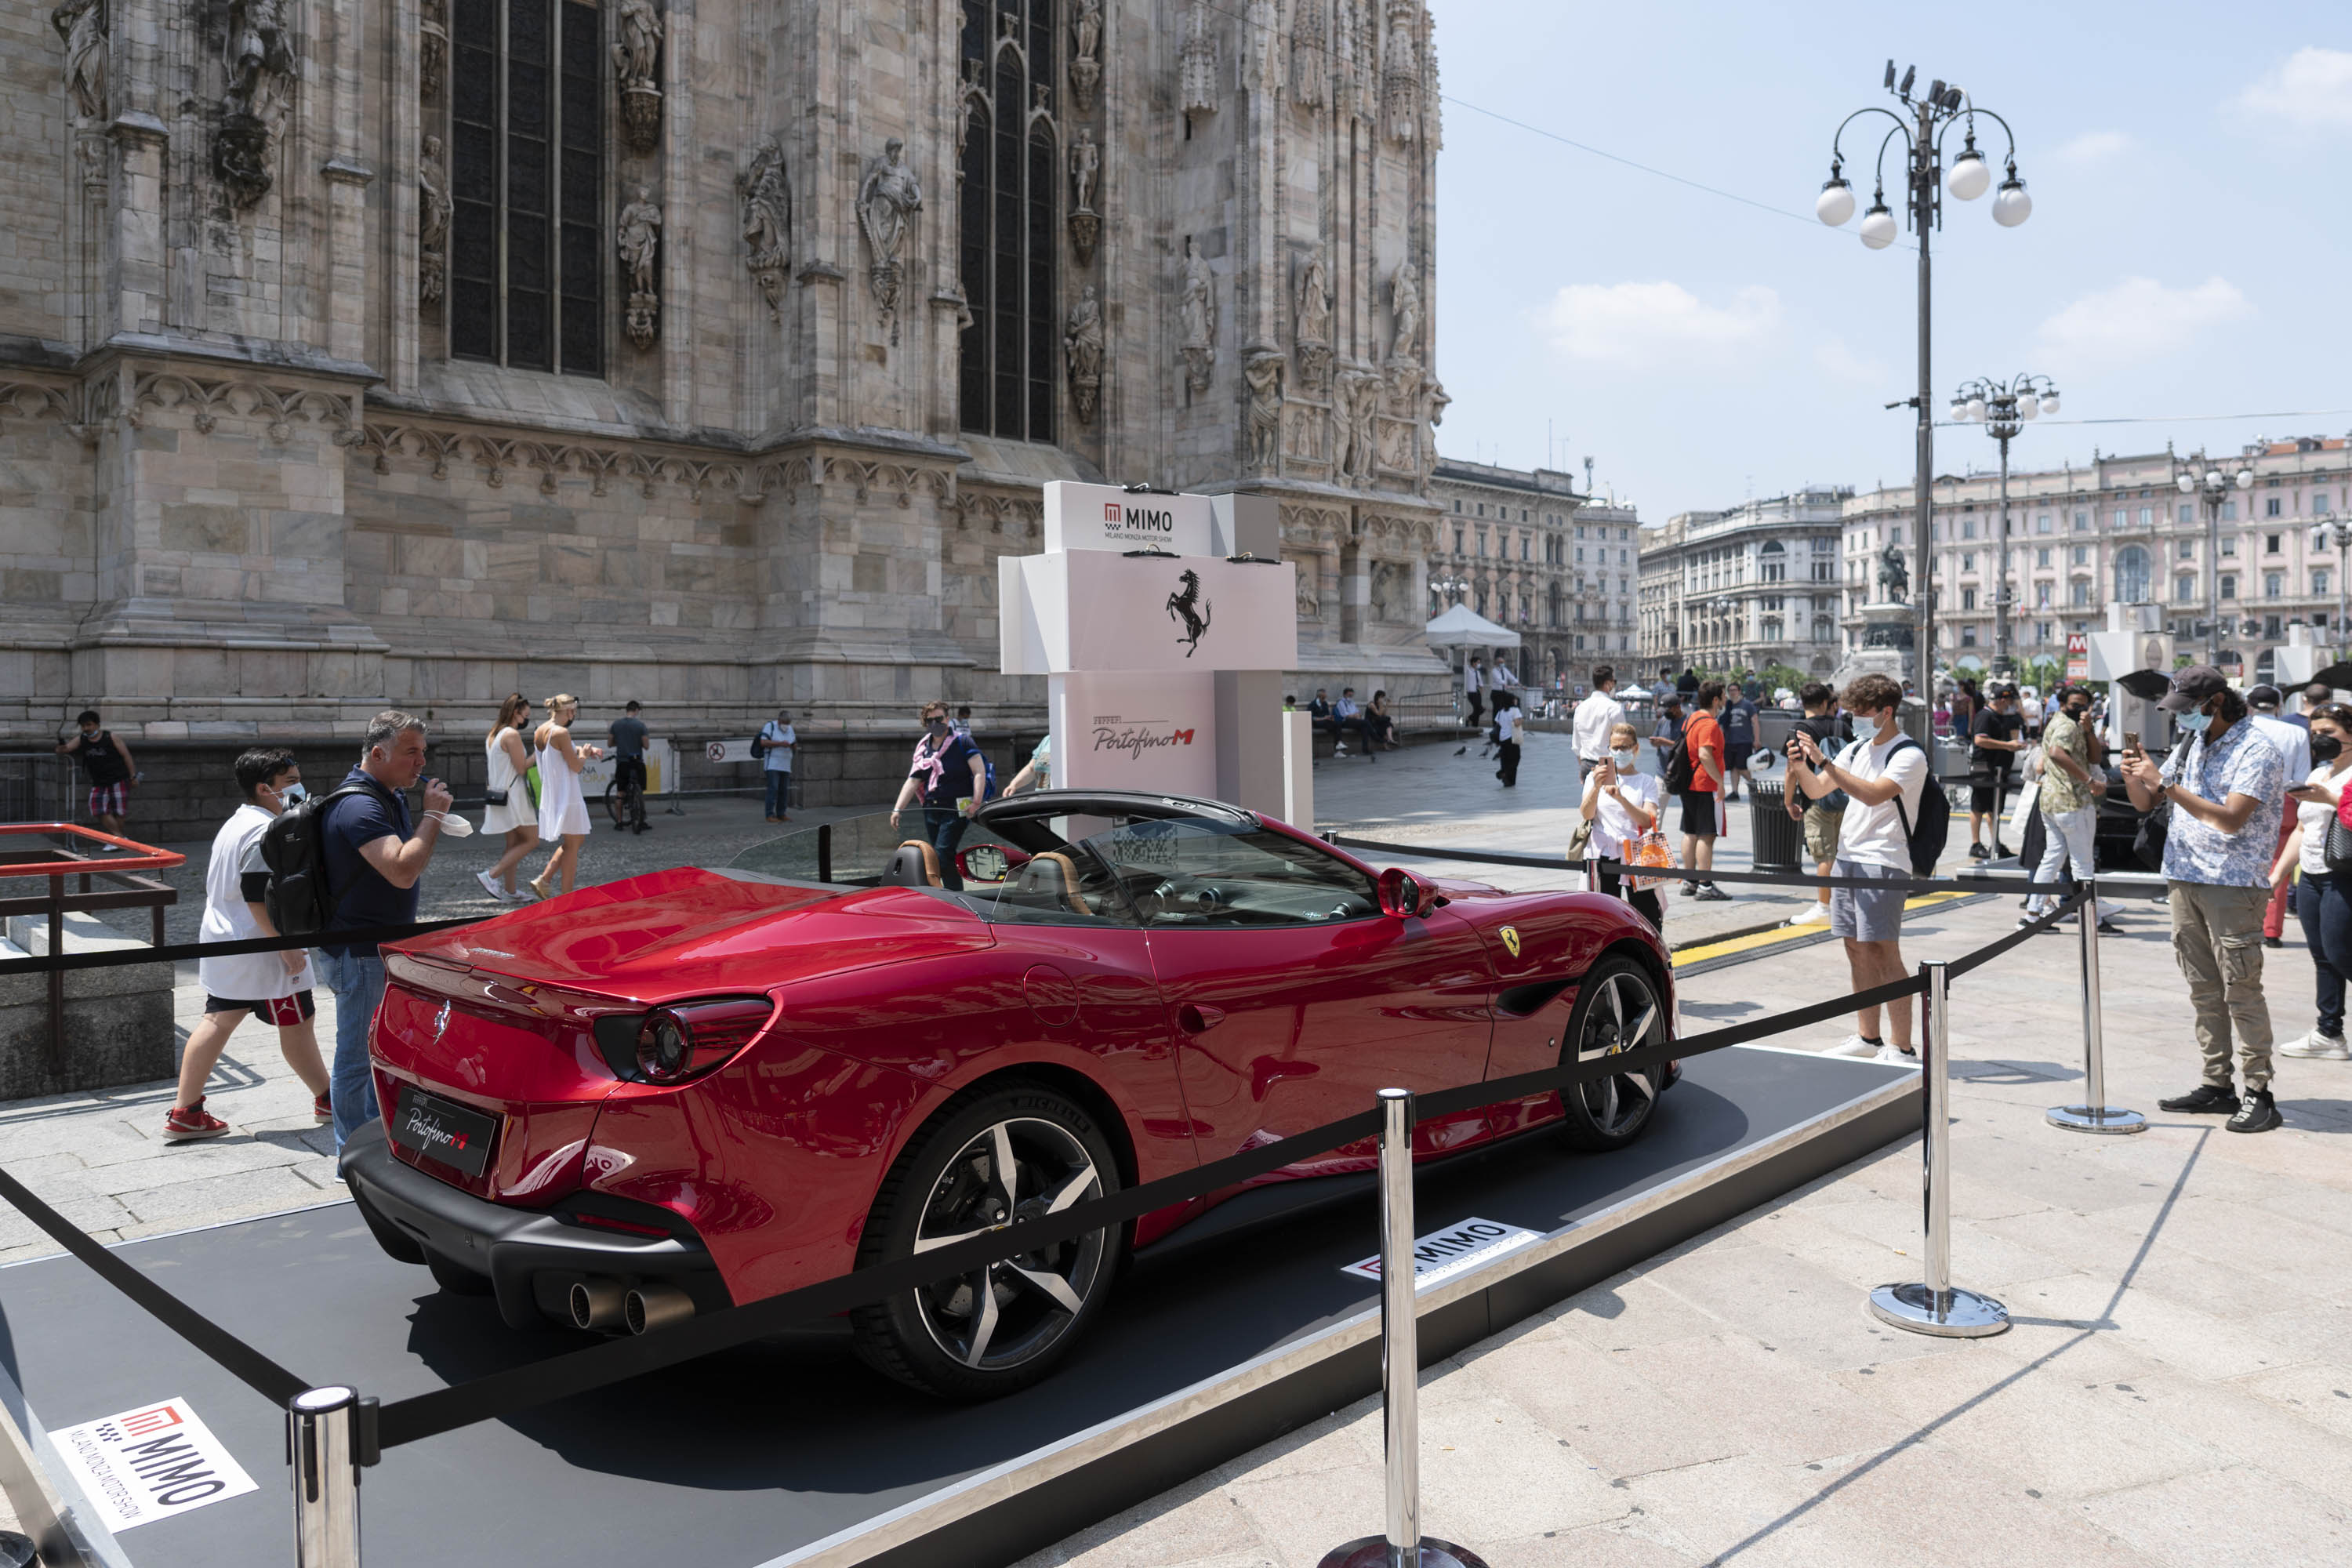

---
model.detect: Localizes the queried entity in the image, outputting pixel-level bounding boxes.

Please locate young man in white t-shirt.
[1789,673,1927,1063]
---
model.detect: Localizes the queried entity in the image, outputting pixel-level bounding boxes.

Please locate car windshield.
[727,800,1380,930]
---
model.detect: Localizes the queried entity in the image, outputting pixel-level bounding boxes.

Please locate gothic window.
[959,1,1058,443]
[449,0,604,375]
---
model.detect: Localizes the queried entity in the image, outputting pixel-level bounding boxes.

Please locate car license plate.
[389,1084,498,1178]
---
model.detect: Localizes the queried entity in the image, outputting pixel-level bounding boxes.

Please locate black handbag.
[2133,799,2169,872]
[2324,810,2352,874]
[482,786,509,807]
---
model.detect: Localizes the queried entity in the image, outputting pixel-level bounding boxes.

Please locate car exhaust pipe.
[624,1283,695,1335]
[569,1278,629,1332]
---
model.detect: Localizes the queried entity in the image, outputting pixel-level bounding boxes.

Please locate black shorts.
[1969,764,2013,812]
[1678,789,1722,838]
[203,989,316,1025]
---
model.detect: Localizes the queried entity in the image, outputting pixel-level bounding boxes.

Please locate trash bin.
[1750,781,1803,873]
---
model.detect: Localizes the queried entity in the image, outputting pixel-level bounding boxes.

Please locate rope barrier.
[1328,835,1982,893]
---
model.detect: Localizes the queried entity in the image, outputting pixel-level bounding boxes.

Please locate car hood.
[389,866,996,1002]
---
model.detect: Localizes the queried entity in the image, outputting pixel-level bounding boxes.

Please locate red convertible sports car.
[339,791,1676,1399]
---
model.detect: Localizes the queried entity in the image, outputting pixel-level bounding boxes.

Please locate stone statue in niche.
[857,137,924,347]
[420,0,447,102]
[1292,244,1333,394]
[1065,286,1104,424]
[612,0,663,153]
[1338,369,1381,488]
[1068,0,1102,113]
[1382,0,1421,143]
[1388,263,1421,362]
[1244,349,1284,471]
[419,135,453,309]
[1290,0,1327,110]
[1179,0,1217,123]
[1179,236,1216,394]
[216,0,292,208]
[1067,128,1100,266]
[619,186,662,350]
[51,0,107,123]
[739,136,792,321]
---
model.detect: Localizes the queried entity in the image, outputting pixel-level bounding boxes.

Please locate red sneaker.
[163,1102,230,1141]
[314,1092,333,1125]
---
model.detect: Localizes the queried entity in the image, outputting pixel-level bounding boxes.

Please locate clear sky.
[1428,2,2352,521]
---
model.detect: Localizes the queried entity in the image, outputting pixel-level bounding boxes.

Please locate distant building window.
[2179,503,2194,523]
[2266,572,2284,599]
[2176,575,2195,603]
[2222,500,2238,521]
[2073,510,2089,532]
[2220,573,2238,601]
[2114,544,2151,603]
[1962,587,1977,610]
[2317,569,2332,596]
[2112,510,2128,528]
[2071,579,2092,607]
[2267,496,2284,517]
[2036,514,2052,534]
[2266,533,2283,554]
[2071,545,2089,566]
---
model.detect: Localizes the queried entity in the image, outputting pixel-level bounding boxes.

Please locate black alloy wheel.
[1557,953,1668,1151]
[851,1083,1123,1399]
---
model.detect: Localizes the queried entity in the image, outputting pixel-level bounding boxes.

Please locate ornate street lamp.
[1817,64,2032,688]
[1951,375,2062,675]
[2175,458,2255,666]
[2311,516,2351,652]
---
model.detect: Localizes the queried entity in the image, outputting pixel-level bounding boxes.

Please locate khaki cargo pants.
[2166,880,2274,1092]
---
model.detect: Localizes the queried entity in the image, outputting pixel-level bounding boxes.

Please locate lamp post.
[1817,63,2032,693]
[1951,376,2060,677]
[2175,457,2255,666]
[2311,517,2351,654]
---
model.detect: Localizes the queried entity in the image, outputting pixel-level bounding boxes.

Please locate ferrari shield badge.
[1498,925,1521,958]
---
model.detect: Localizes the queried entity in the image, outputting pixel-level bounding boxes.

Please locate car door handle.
[1178,1003,1226,1034]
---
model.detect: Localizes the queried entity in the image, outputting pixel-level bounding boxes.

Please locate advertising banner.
[1004,552,1298,675]
[1043,480,1215,557]
[1050,671,1218,797]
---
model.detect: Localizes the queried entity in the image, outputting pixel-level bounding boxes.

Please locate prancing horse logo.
[1498,925,1521,958]
[1167,568,1212,657]
[431,1000,452,1044]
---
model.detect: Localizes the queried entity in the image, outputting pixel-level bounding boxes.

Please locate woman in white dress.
[478,693,536,902]
[527,693,602,899]
[1579,720,1665,928]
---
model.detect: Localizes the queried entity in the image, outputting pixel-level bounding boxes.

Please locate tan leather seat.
[882,839,943,888]
[1009,850,1092,916]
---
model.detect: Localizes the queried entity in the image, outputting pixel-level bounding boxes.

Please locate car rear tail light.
[590,996,774,1084]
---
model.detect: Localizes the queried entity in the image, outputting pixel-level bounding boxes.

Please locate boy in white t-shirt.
[165,748,333,1141]
[1789,673,1927,1064]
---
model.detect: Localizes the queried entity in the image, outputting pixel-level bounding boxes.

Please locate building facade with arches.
[1425,458,1639,695]
[1636,488,1848,682]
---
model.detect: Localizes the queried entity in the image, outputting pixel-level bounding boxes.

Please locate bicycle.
[604,757,647,832]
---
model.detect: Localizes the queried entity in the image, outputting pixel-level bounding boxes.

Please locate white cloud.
[2054,129,2132,166]
[1540,281,1780,367]
[1811,337,1882,384]
[2036,275,2253,366]
[2237,46,2352,132]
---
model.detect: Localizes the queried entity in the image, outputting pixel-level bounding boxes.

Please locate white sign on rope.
[48,1396,259,1533]
[1341,1217,1544,1289]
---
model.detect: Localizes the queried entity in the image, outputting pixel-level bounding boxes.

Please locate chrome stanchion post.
[2048,881,2145,1134]
[1868,962,2010,1338]
[1584,844,1605,897]
[289,1386,362,1567]
[1319,1091,1487,1568]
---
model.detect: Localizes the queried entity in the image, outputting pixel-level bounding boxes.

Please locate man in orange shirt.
[1679,680,1730,900]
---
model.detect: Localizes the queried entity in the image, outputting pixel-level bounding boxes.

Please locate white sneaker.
[1784,906,1830,927]
[1828,1034,1880,1058]
[2280,1031,2351,1061]
[475,868,504,900]
[1875,1043,1919,1065]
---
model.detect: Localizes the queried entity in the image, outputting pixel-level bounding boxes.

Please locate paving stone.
[1019,1470,1271,1568]
[110,1163,335,1225]
[2082,1461,2352,1566]
[1613,1333,1910,1467]
[1457,1331,1743,1479]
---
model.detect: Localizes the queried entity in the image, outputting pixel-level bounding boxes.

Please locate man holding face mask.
[2118,666,2287,1133]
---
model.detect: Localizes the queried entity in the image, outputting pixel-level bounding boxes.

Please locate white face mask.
[1611,749,1639,771]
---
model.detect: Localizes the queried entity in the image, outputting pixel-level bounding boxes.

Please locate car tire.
[1557,953,1668,1152]
[425,1248,494,1297]
[851,1082,1125,1401]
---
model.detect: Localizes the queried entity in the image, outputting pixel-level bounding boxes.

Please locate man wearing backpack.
[318,711,452,1148]
[1790,673,1928,1063]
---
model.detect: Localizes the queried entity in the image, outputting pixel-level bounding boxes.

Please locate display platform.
[1,1047,1917,1568]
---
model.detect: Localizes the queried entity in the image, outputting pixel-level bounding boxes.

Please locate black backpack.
[1663,728,1695,793]
[1871,735,1951,876]
[260,783,377,936]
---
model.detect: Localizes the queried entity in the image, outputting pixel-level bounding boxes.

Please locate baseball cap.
[2157,665,2230,713]
[2245,683,2283,708]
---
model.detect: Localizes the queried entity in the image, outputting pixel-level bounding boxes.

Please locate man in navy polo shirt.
[321,710,452,1148]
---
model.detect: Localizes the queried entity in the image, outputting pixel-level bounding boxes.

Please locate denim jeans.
[318,949,385,1149]
[924,805,971,890]
[764,768,791,817]
[2295,871,2351,1040]
[2024,804,2100,924]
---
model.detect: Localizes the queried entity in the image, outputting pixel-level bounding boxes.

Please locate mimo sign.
[1044,481,1214,557]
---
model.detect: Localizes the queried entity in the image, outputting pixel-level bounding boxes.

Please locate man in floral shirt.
[2119,666,2287,1133]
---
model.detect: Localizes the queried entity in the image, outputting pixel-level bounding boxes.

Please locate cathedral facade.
[0,0,1450,789]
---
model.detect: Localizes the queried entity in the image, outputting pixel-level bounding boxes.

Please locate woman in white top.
[478,693,536,902]
[1580,720,1664,927]
[527,693,603,899]
[2270,702,2352,1060]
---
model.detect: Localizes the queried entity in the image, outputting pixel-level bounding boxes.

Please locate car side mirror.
[1377,866,1436,919]
[955,843,1030,884]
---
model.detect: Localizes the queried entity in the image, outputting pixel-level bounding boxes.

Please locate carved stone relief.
[618,186,662,350]
[1284,404,1330,467]
[612,0,663,153]
[858,138,923,347]
[1069,0,1102,113]
[1179,0,1218,123]
[1381,0,1421,143]
[1067,127,1100,266]
[1243,347,1284,471]
[216,0,293,208]
[1290,0,1326,110]
[1179,235,1216,394]
[52,0,107,123]
[420,0,447,103]
[419,135,452,309]
[1292,244,1333,394]
[1065,285,1103,424]
[739,136,791,321]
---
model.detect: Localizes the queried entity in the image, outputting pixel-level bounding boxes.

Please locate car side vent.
[1495,978,1573,1017]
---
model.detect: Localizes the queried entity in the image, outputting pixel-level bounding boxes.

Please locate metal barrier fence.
[0,754,77,826]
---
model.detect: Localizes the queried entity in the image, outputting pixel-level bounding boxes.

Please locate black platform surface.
[1,1047,1915,1568]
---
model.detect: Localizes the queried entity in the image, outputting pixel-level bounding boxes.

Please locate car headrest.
[882,840,943,888]
[1010,850,1092,916]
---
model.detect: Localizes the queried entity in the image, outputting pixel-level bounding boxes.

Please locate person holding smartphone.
[2271,702,2352,1061]
[1579,722,1664,927]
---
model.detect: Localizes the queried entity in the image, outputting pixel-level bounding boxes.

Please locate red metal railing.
[0,823,183,1077]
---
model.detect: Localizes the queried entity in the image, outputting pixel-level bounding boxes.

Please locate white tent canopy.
[1423,603,1522,648]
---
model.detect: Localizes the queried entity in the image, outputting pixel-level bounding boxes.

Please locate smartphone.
[2123,731,2140,752]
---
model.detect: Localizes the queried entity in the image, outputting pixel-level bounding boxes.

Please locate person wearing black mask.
[890,701,988,889]
[2118,666,2288,1132]
[2270,703,2352,1062]
[2022,684,2118,934]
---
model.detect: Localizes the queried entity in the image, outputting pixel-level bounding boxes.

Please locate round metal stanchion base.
[1868,1281,2010,1338]
[2046,1103,2147,1134]
[1320,1537,1491,1568]
[2,1530,35,1568]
